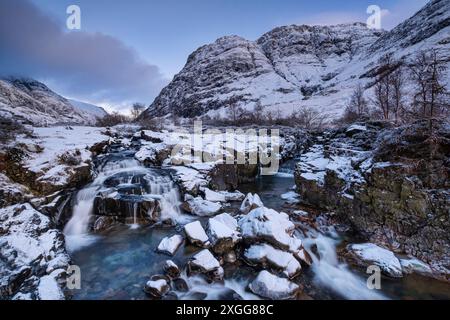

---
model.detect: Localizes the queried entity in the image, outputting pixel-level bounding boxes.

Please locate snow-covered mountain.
[141,0,450,121]
[69,99,108,122]
[0,78,102,126]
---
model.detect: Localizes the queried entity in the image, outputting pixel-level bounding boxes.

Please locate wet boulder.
[157,234,184,256]
[93,216,117,232]
[203,188,226,202]
[144,278,170,298]
[240,193,264,214]
[93,190,161,225]
[238,207,302,253]
[249,270,299,300]
[345,243,403,278]
[181,195,222,217]
[244,244,302,279]
[207,213,241,254]
[163,260,181,279]
[184,221,210,248]
[188,249,224,282]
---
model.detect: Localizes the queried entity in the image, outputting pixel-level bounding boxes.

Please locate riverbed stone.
[184,221,211,248]
[249,270,299,300]
[188,249,224,282]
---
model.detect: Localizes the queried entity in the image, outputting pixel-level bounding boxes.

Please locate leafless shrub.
[96,112,130,127]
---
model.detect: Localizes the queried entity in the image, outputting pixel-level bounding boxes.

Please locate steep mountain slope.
[69,99,107,122]
[0,78,98,126]
[141,0,450,121]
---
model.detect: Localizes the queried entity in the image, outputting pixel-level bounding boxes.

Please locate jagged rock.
[93,216,117,232]
[163,260,181,279]
[249,270,299,300]
[157,235,184,256]
[345,243,403,278]
[0,204,70,300]
[240,193,264,214]
[295,121,450,277]
[0,173,33,208]
[244,244,302,279]
[188,249,224,282]
[184,221,210,248]
[208,164,259,191]
[207,213,241,254]
[93,190,160,224]
[135,143,172,166]
[171,166,209,196]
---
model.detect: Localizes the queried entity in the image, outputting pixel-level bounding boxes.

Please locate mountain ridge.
[141,0,450,121]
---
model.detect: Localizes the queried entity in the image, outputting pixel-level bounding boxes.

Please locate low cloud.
[0,0,168,111]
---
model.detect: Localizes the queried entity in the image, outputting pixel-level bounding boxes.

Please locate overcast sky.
[0,0,429,112]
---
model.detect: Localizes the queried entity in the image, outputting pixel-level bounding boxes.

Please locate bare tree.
[253,101,265,124]
[131,103,146,120]
[294,106,327,130]
[409,49,448,129]
[390,65,406,124]
[344,84,368,122]
[227,103,245,125]
[371,54,407,124]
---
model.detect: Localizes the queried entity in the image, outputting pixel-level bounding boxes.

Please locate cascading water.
[144,173,190,224]
[64,158,144,252]
[301,227,387,300]
[64,154,187,252]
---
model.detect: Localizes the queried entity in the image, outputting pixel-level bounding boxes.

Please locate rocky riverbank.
[1,122,449,300]
[295,120,450,280]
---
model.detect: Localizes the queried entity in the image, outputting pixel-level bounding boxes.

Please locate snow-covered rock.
[400,257,433,276]
[171,166,208,196]
[208,213,241,254]
[244,244,302,279]
[144,278,170,298]
[11,126,110,193]
[218,190,245,202]
[188,249,224,281]
[249,270,299,300]
[0,204,70,300]
[182,196,222,217]
[346,243,403,278]
[184,221,210,248]
[240,193,264,214]
[204,188,226,202]
[163,260,181,279]
[157,234,184,256]
[280,191,301,204]
[239,207,302,253]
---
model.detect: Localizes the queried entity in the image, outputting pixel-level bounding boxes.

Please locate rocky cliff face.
[0,78,103,126]
[294,121,450,279]
[141,0,450,121]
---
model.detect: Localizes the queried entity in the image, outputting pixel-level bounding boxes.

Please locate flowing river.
[64,146,450,300]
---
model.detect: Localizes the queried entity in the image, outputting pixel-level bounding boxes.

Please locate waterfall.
[64,155,188,252]
[302,233,387,300]
[64,158,146,252]
[145,173,188,224]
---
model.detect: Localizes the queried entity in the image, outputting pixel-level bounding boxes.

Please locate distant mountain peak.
[140,0,449,122]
